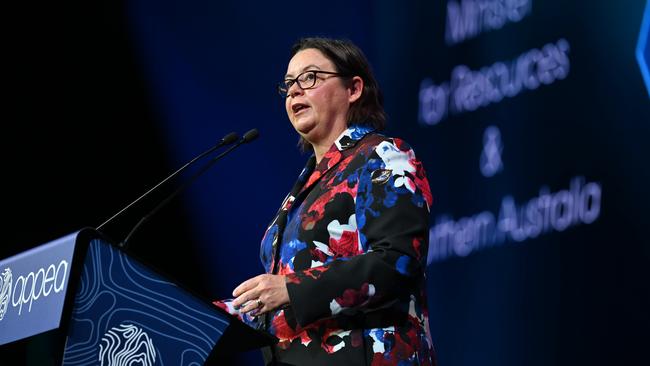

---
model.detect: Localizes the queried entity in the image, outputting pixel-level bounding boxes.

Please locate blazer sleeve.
[285,138,433,327]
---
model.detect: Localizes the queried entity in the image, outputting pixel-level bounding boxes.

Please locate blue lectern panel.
[62,238,229,365]
[0,232,77,345]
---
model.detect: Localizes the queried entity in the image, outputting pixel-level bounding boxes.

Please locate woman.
[216,37,436,365]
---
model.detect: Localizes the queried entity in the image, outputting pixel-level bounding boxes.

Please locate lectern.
[0,228,274,365]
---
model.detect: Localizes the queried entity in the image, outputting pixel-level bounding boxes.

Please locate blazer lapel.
[269,156,315,273]
[296,125,375,198]
[269,125,375,274]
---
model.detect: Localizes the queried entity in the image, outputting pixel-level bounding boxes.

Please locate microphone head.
[242,129,259,143]
[221,132,239,145]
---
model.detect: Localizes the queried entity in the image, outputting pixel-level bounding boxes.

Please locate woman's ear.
[348,76,364,103]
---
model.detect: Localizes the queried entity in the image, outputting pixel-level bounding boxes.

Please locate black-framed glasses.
[277,70,348,97]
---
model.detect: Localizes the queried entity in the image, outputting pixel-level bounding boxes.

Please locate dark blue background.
[4,1,649,365]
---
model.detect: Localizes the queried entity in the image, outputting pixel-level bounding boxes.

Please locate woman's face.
[284,48,355,147]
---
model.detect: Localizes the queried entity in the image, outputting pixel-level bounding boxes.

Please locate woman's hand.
[232,274,290,316]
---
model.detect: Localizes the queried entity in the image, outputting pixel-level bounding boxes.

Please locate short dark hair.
[289,37,387,150]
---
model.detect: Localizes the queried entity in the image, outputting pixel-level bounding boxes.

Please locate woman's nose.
[287,82,304,98]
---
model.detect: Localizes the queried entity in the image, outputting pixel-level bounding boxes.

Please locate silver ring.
[256,299,263,308]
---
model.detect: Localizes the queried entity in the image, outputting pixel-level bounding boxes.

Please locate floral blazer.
[219,125,436,365]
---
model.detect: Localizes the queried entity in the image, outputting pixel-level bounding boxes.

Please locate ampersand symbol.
[480,125,504,178]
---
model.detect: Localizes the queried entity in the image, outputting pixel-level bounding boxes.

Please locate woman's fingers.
[232,274,263,297]
[231,274,289,315]
[240,297,265,315]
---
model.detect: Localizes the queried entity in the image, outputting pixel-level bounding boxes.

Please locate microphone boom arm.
[96,132,238,231]
[119,129,258,248]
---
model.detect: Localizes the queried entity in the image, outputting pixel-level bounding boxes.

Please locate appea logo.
[0,268,12,321]
[0,260,68,321]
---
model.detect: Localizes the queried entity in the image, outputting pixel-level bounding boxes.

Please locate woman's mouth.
[292,103,309,115]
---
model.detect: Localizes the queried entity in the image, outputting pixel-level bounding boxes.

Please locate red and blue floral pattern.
[218,125,436,365]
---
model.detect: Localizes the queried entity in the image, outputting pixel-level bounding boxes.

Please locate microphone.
[241,128,260,143]
[96,131,239,232]
[118,128,260,248]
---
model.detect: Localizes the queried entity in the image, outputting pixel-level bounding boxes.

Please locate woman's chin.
[293,119,317,136]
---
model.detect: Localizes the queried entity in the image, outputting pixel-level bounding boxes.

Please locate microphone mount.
[118,129,259,248]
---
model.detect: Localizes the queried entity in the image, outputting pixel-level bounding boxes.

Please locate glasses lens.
[277,82,289,97]
[297,71,317,89]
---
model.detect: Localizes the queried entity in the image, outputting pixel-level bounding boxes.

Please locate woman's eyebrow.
[284,64,323,79]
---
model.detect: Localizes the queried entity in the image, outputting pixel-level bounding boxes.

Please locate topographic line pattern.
[62,239,228,365]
